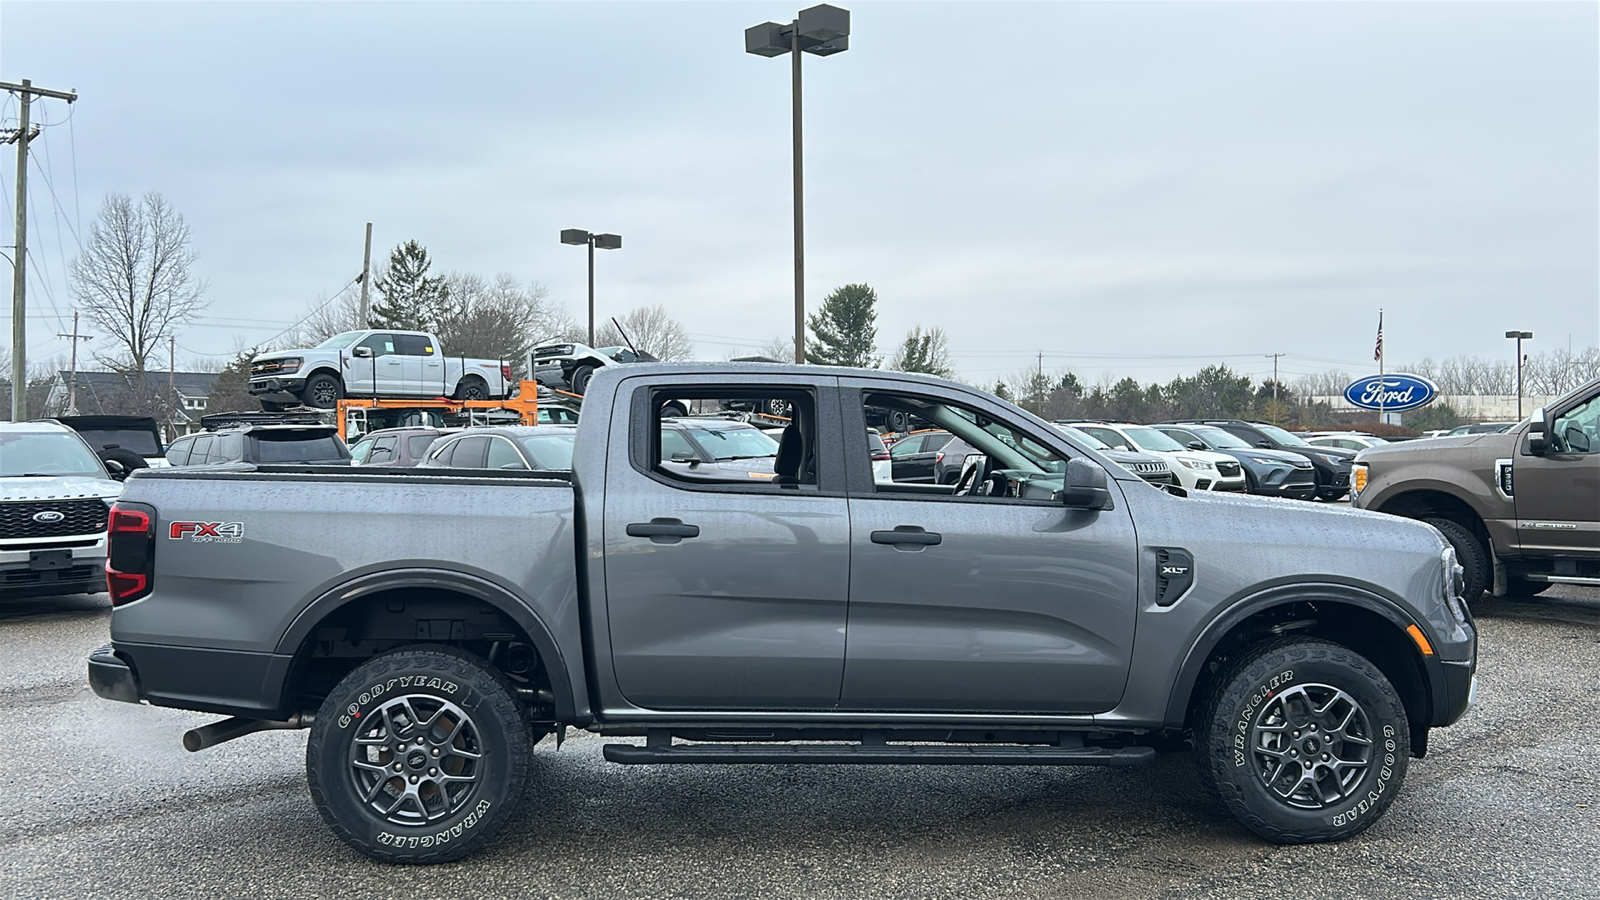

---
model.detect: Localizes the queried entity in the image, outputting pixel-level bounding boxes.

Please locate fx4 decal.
[169,521,245,544]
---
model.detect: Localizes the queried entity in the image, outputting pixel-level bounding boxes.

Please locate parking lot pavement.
[4,587,1596,900]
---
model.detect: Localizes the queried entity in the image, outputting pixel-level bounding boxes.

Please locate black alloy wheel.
[1199,637,1408,843]
[307,645,531,864]
[455,378,489,402]
[303,373,344,409]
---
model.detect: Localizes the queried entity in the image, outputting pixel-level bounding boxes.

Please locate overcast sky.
[3,1,1596,387]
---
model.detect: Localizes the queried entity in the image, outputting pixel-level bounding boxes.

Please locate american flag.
[1374,311,1384,362]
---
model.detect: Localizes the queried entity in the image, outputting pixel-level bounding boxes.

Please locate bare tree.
[279,289,365,349]
[758,335,795,362]
[436,273,571,374]
[889,326,953,378]
[71,192,207,375]
[595,305,694,361]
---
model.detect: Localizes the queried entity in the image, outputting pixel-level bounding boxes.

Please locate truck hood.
[1355,431,1515,463]
[0,475,122,503]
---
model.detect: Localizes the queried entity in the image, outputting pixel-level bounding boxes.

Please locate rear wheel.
[1198,637,1409,843]
[306,645,530,864]
[1425,518,1489,603]
[454,377,489,402]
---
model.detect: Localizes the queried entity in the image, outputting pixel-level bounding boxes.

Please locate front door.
[839,381,1140,715]
[1515,390,1600,558]
[602,378,850,710]
[353,333,401,396]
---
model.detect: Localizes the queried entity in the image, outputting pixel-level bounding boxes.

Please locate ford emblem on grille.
[32,510,66,524]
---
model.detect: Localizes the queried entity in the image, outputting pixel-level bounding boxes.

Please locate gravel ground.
[3,586,1596,899]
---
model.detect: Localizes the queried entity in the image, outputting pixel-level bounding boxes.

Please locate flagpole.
[1377,309,1385,426]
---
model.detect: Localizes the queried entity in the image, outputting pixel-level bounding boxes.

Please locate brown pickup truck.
[1351,376,1600,601]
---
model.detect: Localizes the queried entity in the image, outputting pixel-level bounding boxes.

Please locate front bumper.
[248,376,307,401]
[1436,659,1477,727]
[88,643,141,704]
[0,537,107,595]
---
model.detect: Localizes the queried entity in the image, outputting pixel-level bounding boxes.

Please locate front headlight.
[277,357,303,373]
[1352,463,1368,494]
[1317,452,1347,465]
[1248,456,1285,466]
[1178,458,1216,470]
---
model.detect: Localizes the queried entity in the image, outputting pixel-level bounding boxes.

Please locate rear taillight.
[500,364,512,381]
[871,450,890,461]
[936,452,945,463]
[106,502,156,606]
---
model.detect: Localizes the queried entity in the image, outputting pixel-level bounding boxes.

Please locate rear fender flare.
[276,568,578,722]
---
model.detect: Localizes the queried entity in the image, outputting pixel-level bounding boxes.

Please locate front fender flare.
[275,567,581,723]
[1162,583,1436,729]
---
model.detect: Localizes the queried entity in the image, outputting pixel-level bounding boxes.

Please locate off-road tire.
[1425,518,1489,603]
[663,400,689,418]
[307,645,531,864]
[97,447,148,474]
[454,376,490,402]
[570,365,595,395]
[1198,637,1409,844]
[302,372,344,409]
[762,398,793,419]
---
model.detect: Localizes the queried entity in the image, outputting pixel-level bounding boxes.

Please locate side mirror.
[1186,441,1205,451]
[669,452,701,467]
[1527,408,1547,455]
[352,346,374,359]
[104,459,128,480]
[1256,440,1273,448]
[1060,457,1112,510]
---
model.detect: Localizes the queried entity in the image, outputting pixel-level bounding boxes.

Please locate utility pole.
[358,222,373,328]
[56,311,93,414]
[1265,353,1286,424]
[2,79,77,422]
[168,336,176,439]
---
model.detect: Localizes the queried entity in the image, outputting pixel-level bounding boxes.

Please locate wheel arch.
[1167,586,1437,756]
[275,568,579,723]
[1373,488,1488,547]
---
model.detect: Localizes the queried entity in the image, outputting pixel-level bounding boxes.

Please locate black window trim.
[623,378,847,497]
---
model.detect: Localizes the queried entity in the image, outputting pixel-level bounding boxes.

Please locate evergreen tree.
[370,241,450,331]
[806,283,880,368]
[890,326,952,378]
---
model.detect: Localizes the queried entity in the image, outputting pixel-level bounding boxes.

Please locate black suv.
[167,415,350,467]
[1164,419,1355,501]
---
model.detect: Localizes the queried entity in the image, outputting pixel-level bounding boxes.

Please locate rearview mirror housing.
[1061,457,1112,510]
[1186,441,1205,451]
[1527,408,1547,455]
[352,346,373,359]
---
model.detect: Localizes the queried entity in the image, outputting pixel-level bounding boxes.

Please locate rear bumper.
[88,643,141,704]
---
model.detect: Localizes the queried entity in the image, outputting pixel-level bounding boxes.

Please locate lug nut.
[393,763,402,772]
[409,775,418,784]
[431,748,440,757]
[429,768,437,776]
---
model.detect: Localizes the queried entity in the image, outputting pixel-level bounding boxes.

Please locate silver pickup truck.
[89,364,1477,863]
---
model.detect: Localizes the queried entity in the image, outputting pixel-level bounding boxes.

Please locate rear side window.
[407,434,441,458]
[165,438,193,466]
[209,433,244,463]
[395,334,434,356]
[446,436,490,468]
[184,435,214,465]
[486,437,524,470]
[252,432,348,463]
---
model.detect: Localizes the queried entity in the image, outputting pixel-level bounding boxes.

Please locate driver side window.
[1551,395,1599,454]
[857,390,1070,502]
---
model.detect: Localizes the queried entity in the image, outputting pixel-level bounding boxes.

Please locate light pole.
[1505,330,1533,419]
[746,4,850,364]
[561,229,622,347]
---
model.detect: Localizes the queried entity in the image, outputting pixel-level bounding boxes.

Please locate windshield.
[685,426,780,461]
[315,332,364,350]
[516,433,577,470]
[1054,424,1109,450]
[1191,426,1251,450]
[0,432,106,478]
[1122,426,1186,453]
[1255,423,1309,446]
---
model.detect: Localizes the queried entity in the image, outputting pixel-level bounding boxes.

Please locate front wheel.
[306,645,531,864]
[1425,518,1489,603]
[570,365,595,395]
[1198,637,1409,844]
[301,372,344,409]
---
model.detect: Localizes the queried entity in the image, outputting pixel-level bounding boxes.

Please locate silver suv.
[0,421,123,597]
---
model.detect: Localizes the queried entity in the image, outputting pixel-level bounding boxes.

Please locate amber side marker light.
[1406,624,1435,656]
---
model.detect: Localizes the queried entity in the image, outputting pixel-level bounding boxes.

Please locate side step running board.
[603,741,1154,767]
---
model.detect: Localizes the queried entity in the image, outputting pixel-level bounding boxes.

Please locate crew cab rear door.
[600,375,850,711]
[837,379,1139,715]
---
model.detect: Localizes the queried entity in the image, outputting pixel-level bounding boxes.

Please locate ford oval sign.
[1343,373,1438,412]
[32,510,66,524]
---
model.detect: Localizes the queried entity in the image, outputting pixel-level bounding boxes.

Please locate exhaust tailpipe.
[183,712,313,752]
